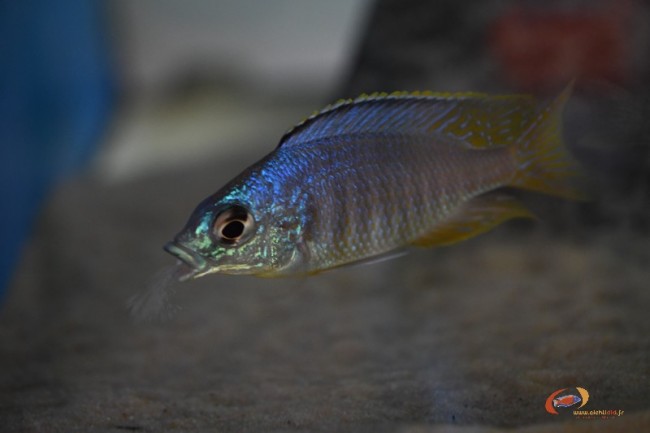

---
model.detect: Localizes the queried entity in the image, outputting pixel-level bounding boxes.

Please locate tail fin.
[509,82,588,200]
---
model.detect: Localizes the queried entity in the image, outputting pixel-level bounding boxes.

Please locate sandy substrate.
[1,155,649,432]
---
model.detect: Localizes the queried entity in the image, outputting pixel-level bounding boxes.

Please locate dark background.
[1,1,649,431]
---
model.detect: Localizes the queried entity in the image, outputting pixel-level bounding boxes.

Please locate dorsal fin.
[277,91,539,150]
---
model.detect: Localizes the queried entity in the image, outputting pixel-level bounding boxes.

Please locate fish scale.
[272,133,515,272]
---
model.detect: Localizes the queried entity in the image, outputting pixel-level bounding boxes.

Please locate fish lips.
[163,241,208,281]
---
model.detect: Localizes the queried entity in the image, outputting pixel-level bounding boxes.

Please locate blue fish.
[165,85,585,279]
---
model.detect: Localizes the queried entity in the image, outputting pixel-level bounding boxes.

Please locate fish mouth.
[163,242,208,281]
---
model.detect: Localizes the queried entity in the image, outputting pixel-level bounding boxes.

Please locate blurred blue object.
[0,0,114,302]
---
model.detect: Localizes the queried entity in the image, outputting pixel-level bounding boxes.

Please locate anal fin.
[411,193,534,247]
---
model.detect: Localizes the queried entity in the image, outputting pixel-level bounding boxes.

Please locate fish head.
[164,177,307,280]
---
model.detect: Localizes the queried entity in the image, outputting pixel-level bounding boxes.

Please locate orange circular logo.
[545,387,590,415]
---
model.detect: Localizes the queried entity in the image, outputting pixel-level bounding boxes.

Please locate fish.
[164,84,585,280]
[553,394,582,408]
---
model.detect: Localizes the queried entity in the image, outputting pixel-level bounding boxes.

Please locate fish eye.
[213,205,255,245]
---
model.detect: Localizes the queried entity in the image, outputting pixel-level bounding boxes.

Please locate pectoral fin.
[411,194,534,247]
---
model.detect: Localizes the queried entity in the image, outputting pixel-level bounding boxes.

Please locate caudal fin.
[509,82,588,200]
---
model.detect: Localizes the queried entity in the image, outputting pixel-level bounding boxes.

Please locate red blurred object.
[490,1,636,91]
